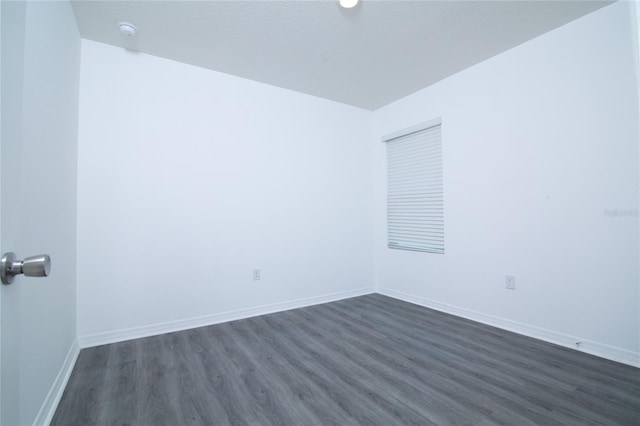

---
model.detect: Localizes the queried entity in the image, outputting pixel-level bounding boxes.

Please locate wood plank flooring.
[52,294,640,425]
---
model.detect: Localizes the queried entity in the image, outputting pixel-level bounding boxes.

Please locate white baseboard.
[77,285,639,366]
[376,287,640,368]
[33,339,80,426]
[78,287,374,348]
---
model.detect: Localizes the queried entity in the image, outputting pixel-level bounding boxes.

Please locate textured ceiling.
[71,0,612,110]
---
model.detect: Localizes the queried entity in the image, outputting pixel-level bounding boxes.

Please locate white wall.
[1,1,80,424]
[76,41,373,340]
[372,1,639,365]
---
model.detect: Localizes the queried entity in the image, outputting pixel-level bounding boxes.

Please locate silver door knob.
[1,252,51,285]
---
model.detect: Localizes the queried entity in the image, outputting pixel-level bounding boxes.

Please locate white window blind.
[384,119,443,253]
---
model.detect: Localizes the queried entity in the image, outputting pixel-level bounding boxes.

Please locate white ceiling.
[71,0,612,110]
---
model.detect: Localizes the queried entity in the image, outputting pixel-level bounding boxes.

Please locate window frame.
[383,118,444,254]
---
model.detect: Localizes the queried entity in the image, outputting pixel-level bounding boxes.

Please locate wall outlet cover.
[505,275,516,290]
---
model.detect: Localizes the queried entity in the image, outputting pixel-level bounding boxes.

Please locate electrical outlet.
[253,269,261,281]
[505,275,516,290]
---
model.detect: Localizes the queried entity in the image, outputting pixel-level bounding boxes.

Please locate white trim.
[381,117,442,142]
[376,287,640,368]
[33,339,80,426]
[76,285,638,372]
[78,288,374,348]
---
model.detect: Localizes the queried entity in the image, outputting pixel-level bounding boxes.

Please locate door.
[1,2,28,424]
[1,1,80,424]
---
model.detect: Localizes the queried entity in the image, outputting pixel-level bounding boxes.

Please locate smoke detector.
[118,22,137,37]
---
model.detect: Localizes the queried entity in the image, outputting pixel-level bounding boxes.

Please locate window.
[384,119,443,253]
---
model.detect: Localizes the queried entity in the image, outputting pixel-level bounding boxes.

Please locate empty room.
[1,0,639,424]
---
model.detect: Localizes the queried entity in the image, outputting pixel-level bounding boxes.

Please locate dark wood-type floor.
[52,294,640,425]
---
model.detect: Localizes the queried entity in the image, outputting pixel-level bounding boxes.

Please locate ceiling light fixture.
[339,0,359,9]
[118,22,138,37]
